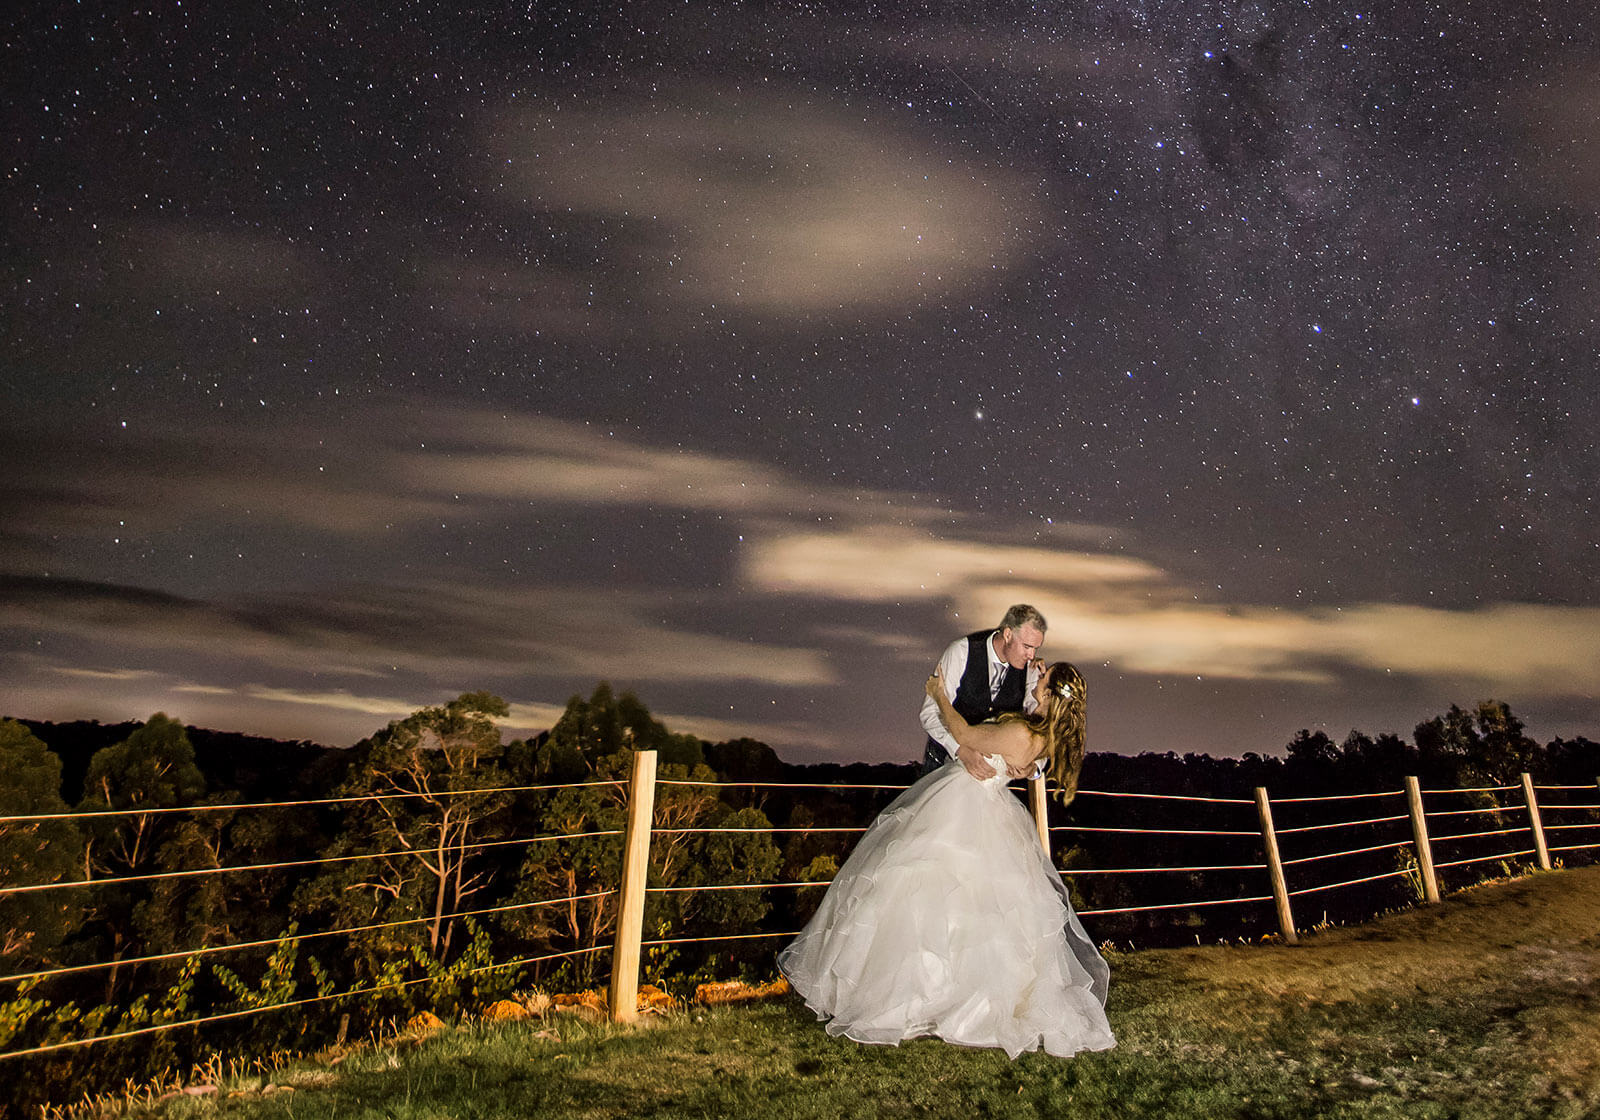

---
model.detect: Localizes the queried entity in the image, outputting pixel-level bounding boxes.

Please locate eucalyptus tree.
[0,720,83,967]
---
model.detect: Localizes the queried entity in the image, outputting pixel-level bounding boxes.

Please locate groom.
[919,604,1047,779]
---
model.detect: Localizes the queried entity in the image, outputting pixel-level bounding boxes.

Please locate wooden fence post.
[1521,772,1550,871]
[1404,776,1441,903]
[609,749,657,1024]
[1254,788,1297,944]
[1029,775,1050,857]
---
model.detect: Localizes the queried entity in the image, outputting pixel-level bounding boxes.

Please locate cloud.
[474,90,1042,318]
[747,525,1600,698]
[4,404,1597,762]
[0,575,835,693]
[53,666,161,682]
[748,526,1163,604]
[0,408,940,561]
[405,411,933,523]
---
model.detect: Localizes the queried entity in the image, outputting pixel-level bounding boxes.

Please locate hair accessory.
[1054,680,1073,700]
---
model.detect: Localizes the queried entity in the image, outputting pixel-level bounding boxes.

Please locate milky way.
[4,2,1597,762]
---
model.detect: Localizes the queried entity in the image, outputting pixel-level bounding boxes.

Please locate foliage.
[0,720,83,966]
[295,692,514,981]
[71,714,209,1003]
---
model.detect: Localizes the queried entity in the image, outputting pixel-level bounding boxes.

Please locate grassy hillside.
[144,865,1600,1119]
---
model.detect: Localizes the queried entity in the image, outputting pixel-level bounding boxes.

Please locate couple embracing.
[779,606,1116,1059]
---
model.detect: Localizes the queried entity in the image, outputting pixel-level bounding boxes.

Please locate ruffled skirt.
[778,759,1115,1059]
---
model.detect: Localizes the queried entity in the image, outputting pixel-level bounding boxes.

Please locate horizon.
[10,682,1590,772]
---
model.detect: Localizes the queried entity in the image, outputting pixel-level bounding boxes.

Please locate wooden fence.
[2,760,1597,1051]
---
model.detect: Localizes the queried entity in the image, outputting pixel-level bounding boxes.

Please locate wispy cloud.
[5,405,1597,762]
[473,90,1041,321]
[749,526,1600,698]
[53,666,161,682]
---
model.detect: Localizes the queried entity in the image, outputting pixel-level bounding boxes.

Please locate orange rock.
[552,989,606,1010]
[483,999,532,1022]
[550,990,608,1020]
[693,978,790,1005]
[636,984,676,1013]
[405,1011,446,1034]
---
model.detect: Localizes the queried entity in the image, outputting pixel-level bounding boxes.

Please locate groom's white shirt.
[919,630,1042,757]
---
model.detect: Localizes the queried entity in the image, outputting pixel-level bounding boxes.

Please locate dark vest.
[926,630,1026,762]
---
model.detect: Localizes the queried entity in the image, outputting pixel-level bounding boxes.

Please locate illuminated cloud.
[476,90,1041,317]
[53,666,161,682]
[0,576,834,695]
[748,526,1600,698]
[749,526,1162,603]
[4,406,1596,759]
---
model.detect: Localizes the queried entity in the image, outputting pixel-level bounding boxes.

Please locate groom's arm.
[918,637,966,755]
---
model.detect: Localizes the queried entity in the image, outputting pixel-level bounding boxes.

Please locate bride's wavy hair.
[999,661,1086,805]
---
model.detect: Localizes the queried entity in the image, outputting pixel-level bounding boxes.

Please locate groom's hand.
[957,744,996,780]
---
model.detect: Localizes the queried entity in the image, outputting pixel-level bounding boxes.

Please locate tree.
[0,720,83,966]
[300,692,512,976]
[1414,700,1538,785]
[498,753,628,985]
[1285,729,1337,769]
[78,713,206,876]
[680,806,783,933]
[497,685,739,985]
[75,714,207,1000]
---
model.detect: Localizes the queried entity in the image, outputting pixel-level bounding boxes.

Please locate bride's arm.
[925,671,1038,772]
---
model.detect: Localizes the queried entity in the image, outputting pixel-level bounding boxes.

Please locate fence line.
[6,760,1599,1058]
[0,830,623,898]
[1275,813,1409,835]
[1280,839,1410,867]
[1270,790,1406,803]
[1073,789,1253,805]
[646,881,827,895]
[1080,894,1275,917]
[1432,826,1527,843]
[1288,868,1413,896]
[654,780,909,791]
[1434,848,1538,871]
[0,781,626,826]
[1050,825,1260,837]
[1062,862,1265,875]
[0,890,618,988]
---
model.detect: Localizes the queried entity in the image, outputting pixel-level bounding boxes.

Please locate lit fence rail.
[3,760,1598,1061]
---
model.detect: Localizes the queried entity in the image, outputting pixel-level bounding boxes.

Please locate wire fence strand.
[0,830,623,898]
[0,891,618,988]
[1079,894,1273,917]
[0,782,626,826]
[1433,848,1538,871]
[1279,840,1411,867]
[1275,813,1409,835]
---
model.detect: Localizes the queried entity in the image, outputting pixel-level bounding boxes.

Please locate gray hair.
[998,603,1047,634]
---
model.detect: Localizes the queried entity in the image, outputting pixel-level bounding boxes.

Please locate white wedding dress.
[778,755,1115,1059]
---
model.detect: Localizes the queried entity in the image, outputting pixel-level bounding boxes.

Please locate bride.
[778,661,1115,1059]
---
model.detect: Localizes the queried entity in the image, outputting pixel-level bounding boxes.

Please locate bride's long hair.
[998,661,1087,805]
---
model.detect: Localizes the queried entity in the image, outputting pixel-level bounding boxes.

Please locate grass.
[138,865,1600,1119]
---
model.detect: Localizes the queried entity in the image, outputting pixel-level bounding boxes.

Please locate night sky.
[4,2,1597,765]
